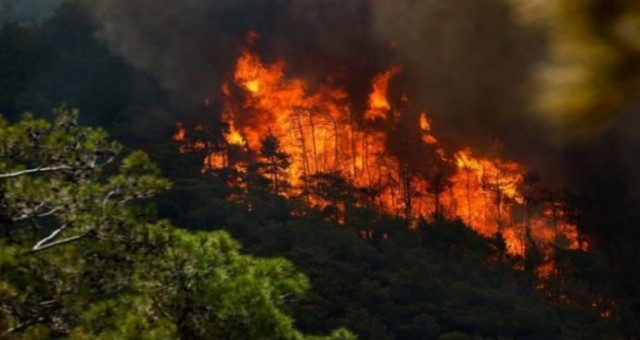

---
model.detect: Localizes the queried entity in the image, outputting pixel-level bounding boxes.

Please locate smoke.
[79,0,640,196]
[0,0,63,25]
[80,0,246,103]
[367,0,554,167]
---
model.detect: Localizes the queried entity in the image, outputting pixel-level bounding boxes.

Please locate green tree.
[0,106,171,337]
[0,107,354,339]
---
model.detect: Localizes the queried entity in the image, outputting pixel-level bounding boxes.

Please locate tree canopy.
[0,107,353,339]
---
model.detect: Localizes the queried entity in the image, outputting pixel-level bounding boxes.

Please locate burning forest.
[2,0,639,338]
[173,32,586,266]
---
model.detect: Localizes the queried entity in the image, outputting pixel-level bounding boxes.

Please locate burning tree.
[173,32,587,278]
[258,131,291,195]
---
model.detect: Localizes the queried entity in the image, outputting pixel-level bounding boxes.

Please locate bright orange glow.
[419,112,439,145]
[246,79,260,93]
[226,121,245,146]
[419,113,431,131]
[172,123,186,142]
[174,35,585,268]
[366,66,400,121]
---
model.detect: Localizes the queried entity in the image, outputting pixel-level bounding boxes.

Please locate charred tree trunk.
[402,165,413,222]
[348,109,357,179]
[465,168,473,225]
[270,155,279,194]
[293,109,310,200]
[308,109,319,173]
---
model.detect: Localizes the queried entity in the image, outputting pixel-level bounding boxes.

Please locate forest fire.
[4,1,637,336]
[366,66,401,121]
[173,33,586,261]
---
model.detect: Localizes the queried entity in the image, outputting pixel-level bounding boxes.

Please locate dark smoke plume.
[80,0,640,197]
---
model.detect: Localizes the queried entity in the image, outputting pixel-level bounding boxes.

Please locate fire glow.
[173,33,586,263]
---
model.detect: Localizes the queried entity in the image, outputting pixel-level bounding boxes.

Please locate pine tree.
[259,132,290,195]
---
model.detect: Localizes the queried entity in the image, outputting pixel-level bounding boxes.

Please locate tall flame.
[366,66,401,121]
[174,34,586,262]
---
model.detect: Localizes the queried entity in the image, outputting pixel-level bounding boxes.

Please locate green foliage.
[146,230,308,339]
[0,109,353,339]
[0,106,171,337]
[70,229,353,340]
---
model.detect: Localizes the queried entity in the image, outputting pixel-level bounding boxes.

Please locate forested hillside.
[1,1,639,339]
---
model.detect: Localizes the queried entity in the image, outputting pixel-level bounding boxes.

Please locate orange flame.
[174,35,585,263]
[366,66,401,121]
[172,122,186,142]
[419,112,439,145]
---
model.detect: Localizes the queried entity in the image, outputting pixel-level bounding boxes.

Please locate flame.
[174,35,585,264]
[419,113,431,131]
[448,149,524,238]
[245,80,261,94]
[172,122,186,142]
[226,121,245,146]
[419,112,439,145]
[366,66,400,121]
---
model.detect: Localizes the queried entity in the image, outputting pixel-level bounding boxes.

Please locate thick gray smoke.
[79,0,578,181]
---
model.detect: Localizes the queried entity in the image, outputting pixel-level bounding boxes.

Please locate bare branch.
[32,223,68,250]
[38,300,58,307]
[29,230,93,254]
[0,153,118,180]
[118,192,155,206]
[0,165,72,179]
[97,151,120,168]
[11,202,45,221]
[34,207,64,219]
[13,206,64,222]
[102,189,121,210]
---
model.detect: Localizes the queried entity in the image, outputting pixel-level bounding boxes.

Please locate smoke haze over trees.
[2,0,640,338]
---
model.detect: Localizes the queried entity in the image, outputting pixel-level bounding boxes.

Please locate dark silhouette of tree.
[307,171,356,224]
[259,132,291,195]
